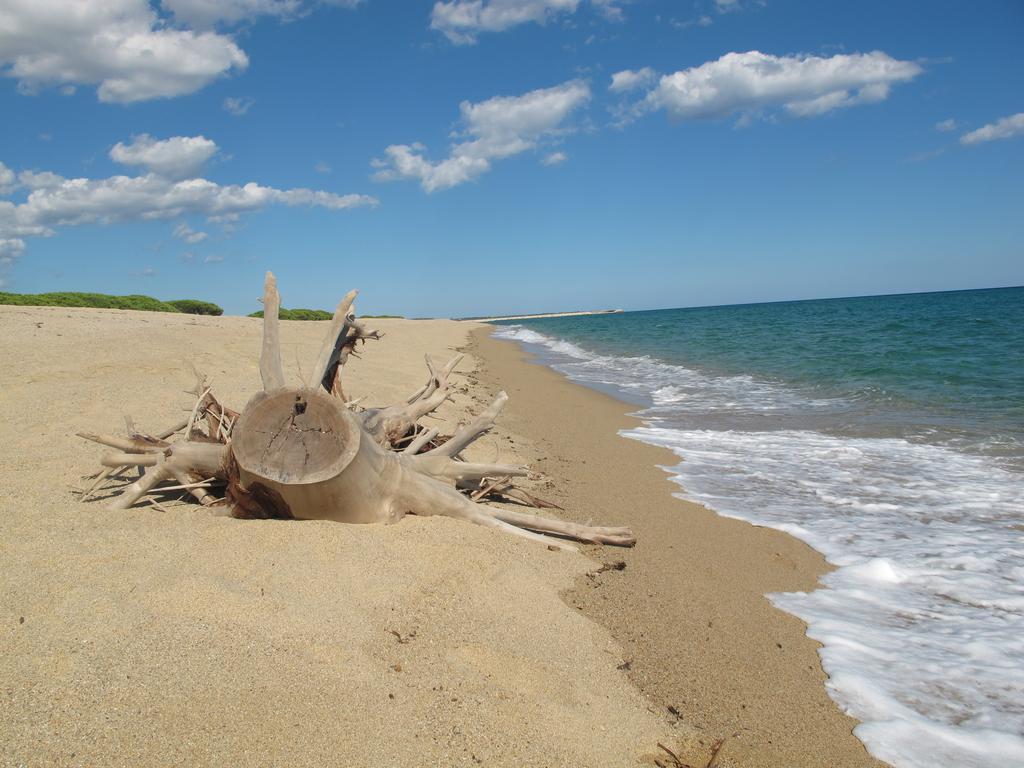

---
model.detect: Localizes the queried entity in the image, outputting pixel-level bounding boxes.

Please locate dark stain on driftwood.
[223,449,294,520]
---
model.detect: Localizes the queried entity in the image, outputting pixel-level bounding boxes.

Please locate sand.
[0,304,882,767]
[470,329,886,768]
[0,306,678,767]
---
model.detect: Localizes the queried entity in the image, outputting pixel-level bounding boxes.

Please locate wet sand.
[470,328,886,768]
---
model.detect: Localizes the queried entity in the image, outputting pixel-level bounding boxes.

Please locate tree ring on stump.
[232,387,360,485]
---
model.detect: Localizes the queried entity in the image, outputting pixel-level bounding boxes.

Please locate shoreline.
[458,309,623,322]
[470,327,885,767]
[0,303,882,766]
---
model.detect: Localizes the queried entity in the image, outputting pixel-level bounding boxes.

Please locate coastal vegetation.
[0,291,396,320]
[249,308,404,320]
[248,307,334,321]
[167,299,224,316]
[0,291,223,316]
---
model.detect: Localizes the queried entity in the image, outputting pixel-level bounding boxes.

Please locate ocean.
[491,286,1024,768]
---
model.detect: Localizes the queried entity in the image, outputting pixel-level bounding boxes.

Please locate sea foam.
[494,324,1024,768]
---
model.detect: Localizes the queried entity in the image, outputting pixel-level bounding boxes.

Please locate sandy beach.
[1,305,878,766]
[471,329,885,768]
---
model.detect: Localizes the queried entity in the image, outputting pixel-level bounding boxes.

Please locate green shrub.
[169,299,224,316]
[0,291,181,313]
[248,307,334,321]
[285,308,334,321]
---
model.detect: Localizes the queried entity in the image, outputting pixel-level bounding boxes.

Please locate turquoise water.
[493,286,1024,768]
[499,287,1024,464]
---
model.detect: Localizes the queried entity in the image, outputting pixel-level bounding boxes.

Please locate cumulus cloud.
[0,152,378,280]
[935,118,957,132]
[162,0,362,27]
[670,15,713,30]
[173,222,208,243]
[0,237,24,285]
[541,151,567,165]
[110,135,220,179]
[372,79,590,192]
[609,67,655,93]
[223,96,256,116]
[431,0,578,43]
[0,0,248,102]
[430,0,623,44]
[0,171,377,232]
[591,0,625,22]
[0,237,26,267]
[960,112,1024,146]
[616,50,922,124]
[161,0,302,28]
[0,162,15,195]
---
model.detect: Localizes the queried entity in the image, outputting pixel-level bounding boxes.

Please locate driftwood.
[77,273,635,550]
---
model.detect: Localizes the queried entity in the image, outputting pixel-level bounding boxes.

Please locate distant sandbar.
[460,308,623,322]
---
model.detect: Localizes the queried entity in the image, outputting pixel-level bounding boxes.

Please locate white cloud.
[0,237,26,267]
[161,0,362,27]
[129,266,157,278]
[0,155,378,277]
[110,135,220,179]
[173,222,209,243]
[960,112,1024,146]
[935,118,957,132]
[621,50,922,124]
[713,0,765,13]
[430,0,622,43]
[591,0,625,22]
[541,151,567,165]
[223,96,255,116]
[0,162,15,195]
[1,172,377,231]
[314,161,332,174]
[671,15,713,29]
[609,67,655,93]
[18,170,65,191]
[203,254,224,263]
[431,0,578,44]
[161,0,301,28]
[372,79,590,192]
[0,0,248,102]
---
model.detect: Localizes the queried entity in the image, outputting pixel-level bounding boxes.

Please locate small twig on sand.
[656,742,688,768]
[706,738,725,767]
[654,736,725,768]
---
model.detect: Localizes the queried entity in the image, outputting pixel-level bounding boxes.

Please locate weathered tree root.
[310,286,381,401]
[359,353,463,448]
[78,272,637,551]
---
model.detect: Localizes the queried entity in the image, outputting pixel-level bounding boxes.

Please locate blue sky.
[1,0,1022,317]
